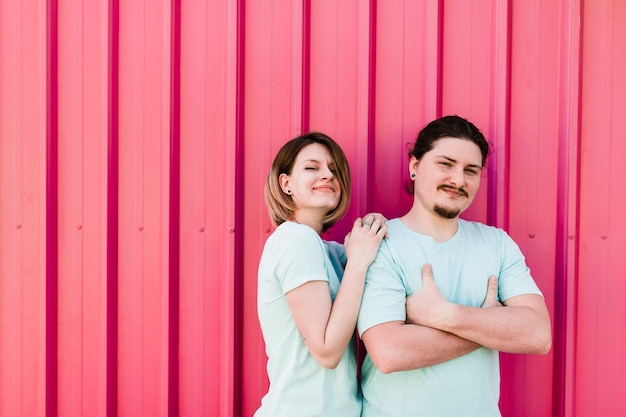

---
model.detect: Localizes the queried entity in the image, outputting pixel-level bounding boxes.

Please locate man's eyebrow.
[437,155,482,169]
[435,155,458,163]
[438,155,455,161]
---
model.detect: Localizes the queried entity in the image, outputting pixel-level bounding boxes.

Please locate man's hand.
[406,266,503,327]
[406,267,550,354]
[405,264,452,327]
[481,276,502,308]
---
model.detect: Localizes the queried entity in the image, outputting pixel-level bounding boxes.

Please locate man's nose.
[449,168,465,186]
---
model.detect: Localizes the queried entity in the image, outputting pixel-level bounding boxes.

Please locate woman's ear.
[279,173,291,194]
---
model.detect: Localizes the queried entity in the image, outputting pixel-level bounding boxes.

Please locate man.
[357,115,552,417]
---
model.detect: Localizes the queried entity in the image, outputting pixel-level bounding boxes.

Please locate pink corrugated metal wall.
[0,0,624,416]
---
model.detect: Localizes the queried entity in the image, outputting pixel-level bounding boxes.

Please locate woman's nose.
[320,166,334,179]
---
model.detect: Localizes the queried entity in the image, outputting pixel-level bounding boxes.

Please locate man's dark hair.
[409,115,490,166]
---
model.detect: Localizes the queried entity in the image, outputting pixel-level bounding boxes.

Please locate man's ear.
[409,156,420,176]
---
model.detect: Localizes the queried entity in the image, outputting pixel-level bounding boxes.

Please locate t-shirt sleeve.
[357,240,408,337]
[325,240,347,267]
[271,225,329,294]
[497,231,543,302]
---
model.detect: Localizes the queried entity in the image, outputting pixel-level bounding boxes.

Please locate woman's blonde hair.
[265,132,351,232]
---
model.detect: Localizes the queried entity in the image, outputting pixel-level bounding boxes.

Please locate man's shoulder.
[458,219,523,257]
[459,218,507,237]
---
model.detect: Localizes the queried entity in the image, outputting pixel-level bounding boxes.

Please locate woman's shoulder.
[273,221,318,237]
[267,222,323,248]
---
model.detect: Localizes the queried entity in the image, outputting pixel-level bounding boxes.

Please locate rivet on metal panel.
[568,234,575,240]
[228,226,235,233]
[529,233,535,238]
[16,224,21,229]
[76,225,82,230]
[198,227,205,232]
[264,227,270,233]
[601,234,608,240]
[138,226,144,231]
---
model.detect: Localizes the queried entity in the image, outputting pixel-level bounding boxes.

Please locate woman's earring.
[286,189,291,194]
[410,173,416,179]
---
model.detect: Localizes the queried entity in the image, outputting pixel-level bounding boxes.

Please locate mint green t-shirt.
[255,222,362,417]
[358,219,543,417]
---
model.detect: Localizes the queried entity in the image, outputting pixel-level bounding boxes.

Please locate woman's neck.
[293,211,325,235]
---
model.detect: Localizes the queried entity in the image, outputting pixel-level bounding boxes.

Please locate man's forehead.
[429,137,483,162]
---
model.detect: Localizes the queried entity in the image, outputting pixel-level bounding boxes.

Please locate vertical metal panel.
[440,0,494,224]
[576,0,626,415]
[503,0,561,415]
[1,0,626,416]
[240,0,304,413]
[373,0,434,220]
[553,0,582,415]
[116,0,172,415]
[178,0,239,415]
[56,0,109,414]
[307,0,374,238]
[0,0,49,416]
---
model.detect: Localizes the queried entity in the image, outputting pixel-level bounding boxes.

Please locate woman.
[255,132,387,417]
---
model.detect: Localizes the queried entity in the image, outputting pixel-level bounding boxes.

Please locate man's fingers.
[421,264,434,286]
[482,275,500,308]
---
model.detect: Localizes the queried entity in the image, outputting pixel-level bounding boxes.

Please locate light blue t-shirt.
[358,218,543,417]
[255,222,362,417]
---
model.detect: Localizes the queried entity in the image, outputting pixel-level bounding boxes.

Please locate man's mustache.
[437,184,468,198]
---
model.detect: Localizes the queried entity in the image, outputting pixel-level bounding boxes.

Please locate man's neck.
[400,207,459,243]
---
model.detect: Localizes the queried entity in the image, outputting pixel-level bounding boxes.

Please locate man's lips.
[438,185,468,198]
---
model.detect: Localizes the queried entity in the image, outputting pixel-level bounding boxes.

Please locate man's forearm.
[362,321,480,373]
[428,296,552,354]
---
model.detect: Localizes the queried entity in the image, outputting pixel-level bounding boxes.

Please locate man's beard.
[433,185,467,219]
[433,204,460,219]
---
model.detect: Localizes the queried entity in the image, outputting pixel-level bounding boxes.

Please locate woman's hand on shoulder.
[363,213,388,234]
[343,215,387,270]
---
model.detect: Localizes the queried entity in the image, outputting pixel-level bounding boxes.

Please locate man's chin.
[433,205,461,219]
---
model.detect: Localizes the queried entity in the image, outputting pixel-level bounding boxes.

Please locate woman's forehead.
[296,143,333,162]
